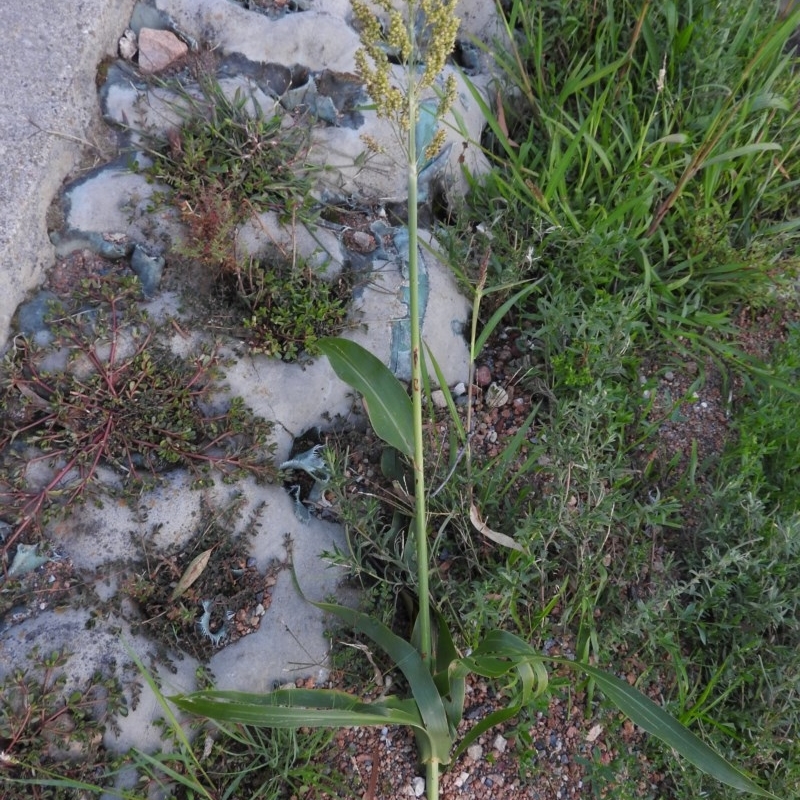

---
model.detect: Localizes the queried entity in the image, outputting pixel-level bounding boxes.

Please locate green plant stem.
[406,61,432,673]
[427,756,440,800]
[405,14,435,797]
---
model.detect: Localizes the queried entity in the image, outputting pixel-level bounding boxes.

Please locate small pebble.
[492,733,507,754]
[475,365,492,386]
[485,382,509,408]
[431,389,447,409]
[467,744,483,761]
[452,381,466,396]
[664,370,675,382]
[412,776,425,797]
[119,28,138,60]
[351,230,375,250]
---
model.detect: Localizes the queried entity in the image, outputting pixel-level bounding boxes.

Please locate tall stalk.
[405,77,433,670]
[406,53,441,800]
[350,0,458,670]
[351,4,459,793]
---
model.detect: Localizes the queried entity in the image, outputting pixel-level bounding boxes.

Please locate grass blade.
[312,598,453,765]
[473,280,543,357]
[553,659,780,799]
[171,687,421,728]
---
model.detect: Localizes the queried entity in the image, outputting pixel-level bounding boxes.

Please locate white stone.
[119,28,137,61]
[63,165,182,247]
[236,212,345,277]
[431,389,447,409]
[156,0,360,72]
[492,733,508,754]
[467,743,483,761]
[485,382,509,408]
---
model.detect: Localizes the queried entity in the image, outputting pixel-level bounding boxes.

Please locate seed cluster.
[351,0,459,154]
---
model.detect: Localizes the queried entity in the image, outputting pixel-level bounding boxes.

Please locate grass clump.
[146,77,315,274]
[144,74,351,360]
[457,0,800,361]
[721,322,800,512]
[0,276,275,554]
[647,324,800,798]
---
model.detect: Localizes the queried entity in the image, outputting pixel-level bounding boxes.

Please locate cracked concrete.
[0,0,504,764]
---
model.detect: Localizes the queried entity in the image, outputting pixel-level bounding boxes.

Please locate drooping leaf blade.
[554,658,780,799]
[319,337,414,456]
[446,629,777,798]
[422,341,466,443]
[171,687,421,729]
[313,598,453,765]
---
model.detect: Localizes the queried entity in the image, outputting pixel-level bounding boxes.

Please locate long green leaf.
[318,337,414,456]
[431,606,466,733]
[450,631,548,759]
[552,659,780,799]
[313,599,453,765]
[423,342,466,443]
[701,142,781,168]
[452,703,522,761]
[171,687,422,729]
[445,629,778,798]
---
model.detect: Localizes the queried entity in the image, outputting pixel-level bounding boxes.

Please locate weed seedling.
[0,647,127,797]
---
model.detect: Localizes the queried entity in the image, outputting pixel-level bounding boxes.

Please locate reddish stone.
[138,28,188,74]
[475,364,492,386]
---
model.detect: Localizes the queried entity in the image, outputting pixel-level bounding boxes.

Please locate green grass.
[7,1,800,796]
[328,1,800,797]
[144,75,316,275]
[453,0,800,362]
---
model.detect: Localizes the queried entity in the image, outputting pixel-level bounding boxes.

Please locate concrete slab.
[0,0,137,346]
[0,0,498,764]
